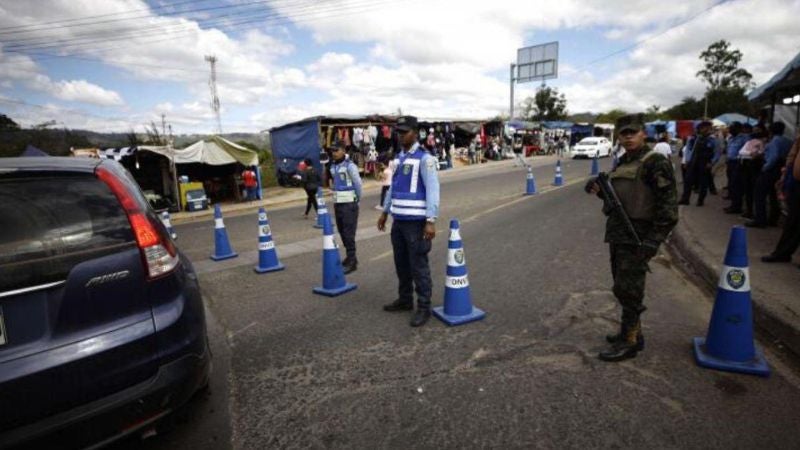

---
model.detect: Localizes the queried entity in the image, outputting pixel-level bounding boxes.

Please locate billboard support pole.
[510,63,516,120]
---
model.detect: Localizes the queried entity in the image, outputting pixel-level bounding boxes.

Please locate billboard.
[516,41,558,83]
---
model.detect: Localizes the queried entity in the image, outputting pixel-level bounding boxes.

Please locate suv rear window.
[0,173,136,293]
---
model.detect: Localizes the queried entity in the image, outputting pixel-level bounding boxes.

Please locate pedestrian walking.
[298,158,320,219]
[330,143,362,274]
[377,115,440,328]
[377,159,394,210]
[513,137,526,167]
[585,114,678,362]
[242,167,258,201]
[678,121,716,206]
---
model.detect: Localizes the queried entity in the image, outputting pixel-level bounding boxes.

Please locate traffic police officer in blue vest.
[377,116,441,327]
[331,143,363,274]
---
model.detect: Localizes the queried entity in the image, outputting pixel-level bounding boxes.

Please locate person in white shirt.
[653,135,672,157]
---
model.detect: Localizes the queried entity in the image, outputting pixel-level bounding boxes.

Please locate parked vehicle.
[571,137,612,159]
[0,157,210,449]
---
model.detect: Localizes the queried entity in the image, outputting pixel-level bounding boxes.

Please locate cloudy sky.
[0,0,798,134]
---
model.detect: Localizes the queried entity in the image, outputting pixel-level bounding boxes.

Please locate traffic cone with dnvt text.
[210,205,238,261]
[525,166,537,195]
[693,226,769,377]
[433,219,486,326]
[313,213,357,297]
[553,160,564,186]
[254,207,285,273]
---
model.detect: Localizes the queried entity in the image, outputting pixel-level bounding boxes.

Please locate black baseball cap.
[616,113,645,133]
[396,115,418,132]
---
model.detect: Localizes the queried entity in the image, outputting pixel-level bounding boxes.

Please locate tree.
[522,86,568,121]
[645,105,668,121]
[696,40,754,92]
[0,114,20,131]
[595,108,628,124]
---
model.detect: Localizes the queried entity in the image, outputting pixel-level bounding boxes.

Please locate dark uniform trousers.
[772,183,800,257]
[681,163,710,203]
[334,202,359,262]
[610,244,650,326]
[391,220,432,309]
[754,166,782,225]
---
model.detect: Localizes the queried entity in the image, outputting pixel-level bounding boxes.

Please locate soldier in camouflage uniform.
[586,114,679,362]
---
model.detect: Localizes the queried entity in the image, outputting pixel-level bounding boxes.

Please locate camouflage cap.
[616,113,646,133]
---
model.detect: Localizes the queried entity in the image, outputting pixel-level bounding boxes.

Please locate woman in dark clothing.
[299,158,321,218]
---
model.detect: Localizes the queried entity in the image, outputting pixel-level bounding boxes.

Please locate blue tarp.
[714,113,757,125]
[748,51,800,102]
[542,121,573,129]
[645,121,677,138]
[270,118,322,176]
[21,144,48,157]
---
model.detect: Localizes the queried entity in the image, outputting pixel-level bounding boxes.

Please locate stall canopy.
[645,121,677,138]
[542,121,574,130]
[714,113,757,125]
[269,117,322,175]
[21,144,48,157]
[176,136,258,166]
[748,51,800,104]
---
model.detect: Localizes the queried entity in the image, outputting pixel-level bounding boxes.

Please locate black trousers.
[391,220,433,309]
[728,160,744,210]
[754,167,781,225]
[681,165,709,203]
[334,202,359,262]
[772,183,800,258]
[304,188,318,215]
[741,159,763,215]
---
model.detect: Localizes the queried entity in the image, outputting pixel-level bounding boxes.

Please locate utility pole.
[161,113,166,141]
[509,63,516,120]
[205,55,222,135]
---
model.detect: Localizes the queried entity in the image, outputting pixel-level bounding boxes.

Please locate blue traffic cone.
[254,208,285,273]
[313,213,357,297]
[161,211,177,240]
[210,205,238,261]
[433,219,486,326]
[591,154,599,176]
[314,187,329,230]
[553,160,564,186]
[524,166,537,195]
[693,226,769,377]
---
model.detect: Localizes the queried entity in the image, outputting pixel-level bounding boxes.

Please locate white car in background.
[571,137,612,159]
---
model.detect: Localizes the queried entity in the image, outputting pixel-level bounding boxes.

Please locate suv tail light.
[96,166,179,279]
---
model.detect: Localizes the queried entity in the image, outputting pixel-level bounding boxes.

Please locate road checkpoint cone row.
[525,167,537,195]
[313,213,357,297]
[254,208,285,274]
[591,155,600,176]
[692,226,770,377]
[210,205,238,261]
[433,219,486,326]
[160,211,177,240]
[553,160,564,186]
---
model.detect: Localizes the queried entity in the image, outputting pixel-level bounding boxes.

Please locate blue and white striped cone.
[433,219,486,326]
[525,166,537,195]
[552,160,564,186]
[313,213,357,297]
[314,187,329,230]
[254,208,285,274]
[161,211,177,240]
[693,226,769,377]
[591,154,599,176]
[210,205,238,261]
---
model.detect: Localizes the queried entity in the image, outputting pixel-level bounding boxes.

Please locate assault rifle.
[595,172,642,246]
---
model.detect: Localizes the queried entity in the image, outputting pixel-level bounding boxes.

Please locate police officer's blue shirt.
[382,143,440,219]
[726,134,749,160]
[331,158,362,200]
[763,135,793,172]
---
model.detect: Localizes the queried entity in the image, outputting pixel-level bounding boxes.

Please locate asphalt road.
[117,157,800,449]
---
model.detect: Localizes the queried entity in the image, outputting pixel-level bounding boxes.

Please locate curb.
[668,219,800,357]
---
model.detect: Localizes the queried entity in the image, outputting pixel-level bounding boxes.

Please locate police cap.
[616,113,646,133]
[396,115,418,133]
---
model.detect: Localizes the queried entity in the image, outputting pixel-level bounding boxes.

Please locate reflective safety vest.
[332,160,357,203]
[390,147,427,220]
[609,150,662,220]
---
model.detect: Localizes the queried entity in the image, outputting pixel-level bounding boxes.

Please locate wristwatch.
[426,217,436,224]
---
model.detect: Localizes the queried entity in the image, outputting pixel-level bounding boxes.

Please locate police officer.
[330,143,363,274]
[377,116,440,327]
[586,114,678,362]
[678,121,716,206]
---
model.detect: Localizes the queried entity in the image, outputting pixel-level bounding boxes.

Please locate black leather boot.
[410,308,431,327]
[343,259,357,274]
[599,321,642,362]
[383,299,413,312]
[605,328,645,350]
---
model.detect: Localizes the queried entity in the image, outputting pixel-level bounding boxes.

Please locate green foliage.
[522,86,568,121]
[645,105,668,122]
[697,40,754,92]
[0,114,20,131]
[596,108,628,124]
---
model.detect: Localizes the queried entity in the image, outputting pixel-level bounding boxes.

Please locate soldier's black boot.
[599,321,642,362]
[410,308,431,327]
[605,328,645,350]
[343,258,357,275]
[383,299,413,312]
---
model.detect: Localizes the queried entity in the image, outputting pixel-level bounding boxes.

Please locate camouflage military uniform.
[602,146,679,352]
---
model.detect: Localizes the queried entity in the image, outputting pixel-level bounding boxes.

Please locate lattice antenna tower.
[204,55,222,134]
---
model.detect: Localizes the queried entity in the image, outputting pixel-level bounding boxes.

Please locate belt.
[333,190,357,203]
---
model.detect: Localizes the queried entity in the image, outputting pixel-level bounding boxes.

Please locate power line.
[575,0,732,70]
[2,0,387,55]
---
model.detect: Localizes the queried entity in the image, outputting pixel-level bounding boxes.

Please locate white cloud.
[49,79,124,106]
